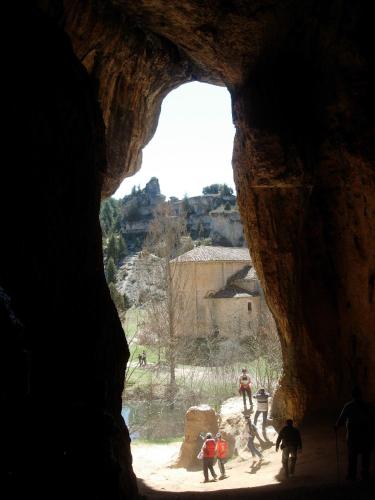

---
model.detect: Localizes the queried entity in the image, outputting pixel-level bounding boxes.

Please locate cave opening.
[4,3,374,498]
[100,81,283,492]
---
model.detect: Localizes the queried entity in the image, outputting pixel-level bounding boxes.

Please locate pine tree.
[109,282,125,312]
[106,257,117,284]
[100,200,113,236]
[117,235,127,263]
[107,234,118,263]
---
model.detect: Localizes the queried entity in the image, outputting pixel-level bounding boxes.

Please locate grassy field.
[122,307,281,403]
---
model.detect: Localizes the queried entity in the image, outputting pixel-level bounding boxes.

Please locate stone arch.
[65,0,375,419]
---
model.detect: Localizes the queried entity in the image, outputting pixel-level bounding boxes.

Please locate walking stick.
[334,428,340,482]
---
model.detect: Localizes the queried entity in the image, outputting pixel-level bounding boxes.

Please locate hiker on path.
[276,419,302,478]
[138,353,143,367]
[141,350,147,366]
[238,368,253,412]
[245,416,263,462]
[253,388,270,428]
[201,432,217,483]
[334,386,374,480]
[215,433,229,479]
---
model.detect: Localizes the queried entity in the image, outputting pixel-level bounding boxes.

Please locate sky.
[113,82,236,200]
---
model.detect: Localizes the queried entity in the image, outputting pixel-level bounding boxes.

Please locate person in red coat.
[238,368,253,411]
[215,433,229,479]
[200,433,217,482]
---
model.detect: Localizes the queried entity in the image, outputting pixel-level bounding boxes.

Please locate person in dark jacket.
[334,386,374,480]
[200,432,217,483]
[276,419,302,477]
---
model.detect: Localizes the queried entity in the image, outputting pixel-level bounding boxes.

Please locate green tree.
[106,257,117,284]
[100,197,122,237]
[117,235,127,262]
[220,183,233,196]
[108,282,125,313]
[107,234,118,263]
[183,194,193,216]
[202,184,220,195]
[123,292,131,310]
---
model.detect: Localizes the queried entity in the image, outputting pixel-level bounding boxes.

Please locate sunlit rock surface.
[174,405,218,469]
[65,0,375,420]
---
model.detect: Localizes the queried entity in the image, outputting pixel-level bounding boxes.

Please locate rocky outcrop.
[209,206,245,247]
[116,181,243,249]
[174,405,218,470]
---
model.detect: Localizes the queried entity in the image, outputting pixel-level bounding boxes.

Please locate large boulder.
[218,397,248,457]
[173,405,218,470]
[218,396,277,459]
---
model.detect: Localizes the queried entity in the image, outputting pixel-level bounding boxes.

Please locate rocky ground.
[117,252,164,306]
[131,397,374,499]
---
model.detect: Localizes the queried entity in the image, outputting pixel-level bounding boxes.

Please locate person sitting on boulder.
[238,368,253,411]
[201,432,217,483]
[215,432,229,479]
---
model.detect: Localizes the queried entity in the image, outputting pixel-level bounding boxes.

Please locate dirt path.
[131,421,374,499]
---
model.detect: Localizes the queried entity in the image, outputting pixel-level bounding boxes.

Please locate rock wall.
[2,4,137,499]
[64,0,375,418]
[2,1,374,499]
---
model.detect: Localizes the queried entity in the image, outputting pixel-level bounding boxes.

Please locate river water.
[121,401,188,440]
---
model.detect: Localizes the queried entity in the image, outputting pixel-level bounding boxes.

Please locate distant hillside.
[100,178,245,255]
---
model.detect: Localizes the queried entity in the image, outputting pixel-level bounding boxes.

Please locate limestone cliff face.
[3,2,375,499]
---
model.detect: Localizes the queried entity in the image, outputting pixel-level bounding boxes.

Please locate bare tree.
[142,202,193,398]
[204,293,282,392]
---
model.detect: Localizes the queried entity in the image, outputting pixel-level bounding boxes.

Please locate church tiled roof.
[171,246,250,263]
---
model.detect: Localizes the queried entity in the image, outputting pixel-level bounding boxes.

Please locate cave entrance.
[100,82,282,492]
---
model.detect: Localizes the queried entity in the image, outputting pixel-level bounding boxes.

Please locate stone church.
[170,246,265,339]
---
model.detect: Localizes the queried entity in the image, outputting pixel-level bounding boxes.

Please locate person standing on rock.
[238,368,253,412]
[276,419,302,478]
[215,433,229,479]
[334,386,374,480]
[253,388,270,428]
[201,432,217,483]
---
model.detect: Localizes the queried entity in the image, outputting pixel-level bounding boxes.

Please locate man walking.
[238,368,253,412]
[201,432,217,483]
[334,386,374,480]
[141,350,147,366]
[276,419,302,478]
[246,416,263,462]
[253,388,270,428]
